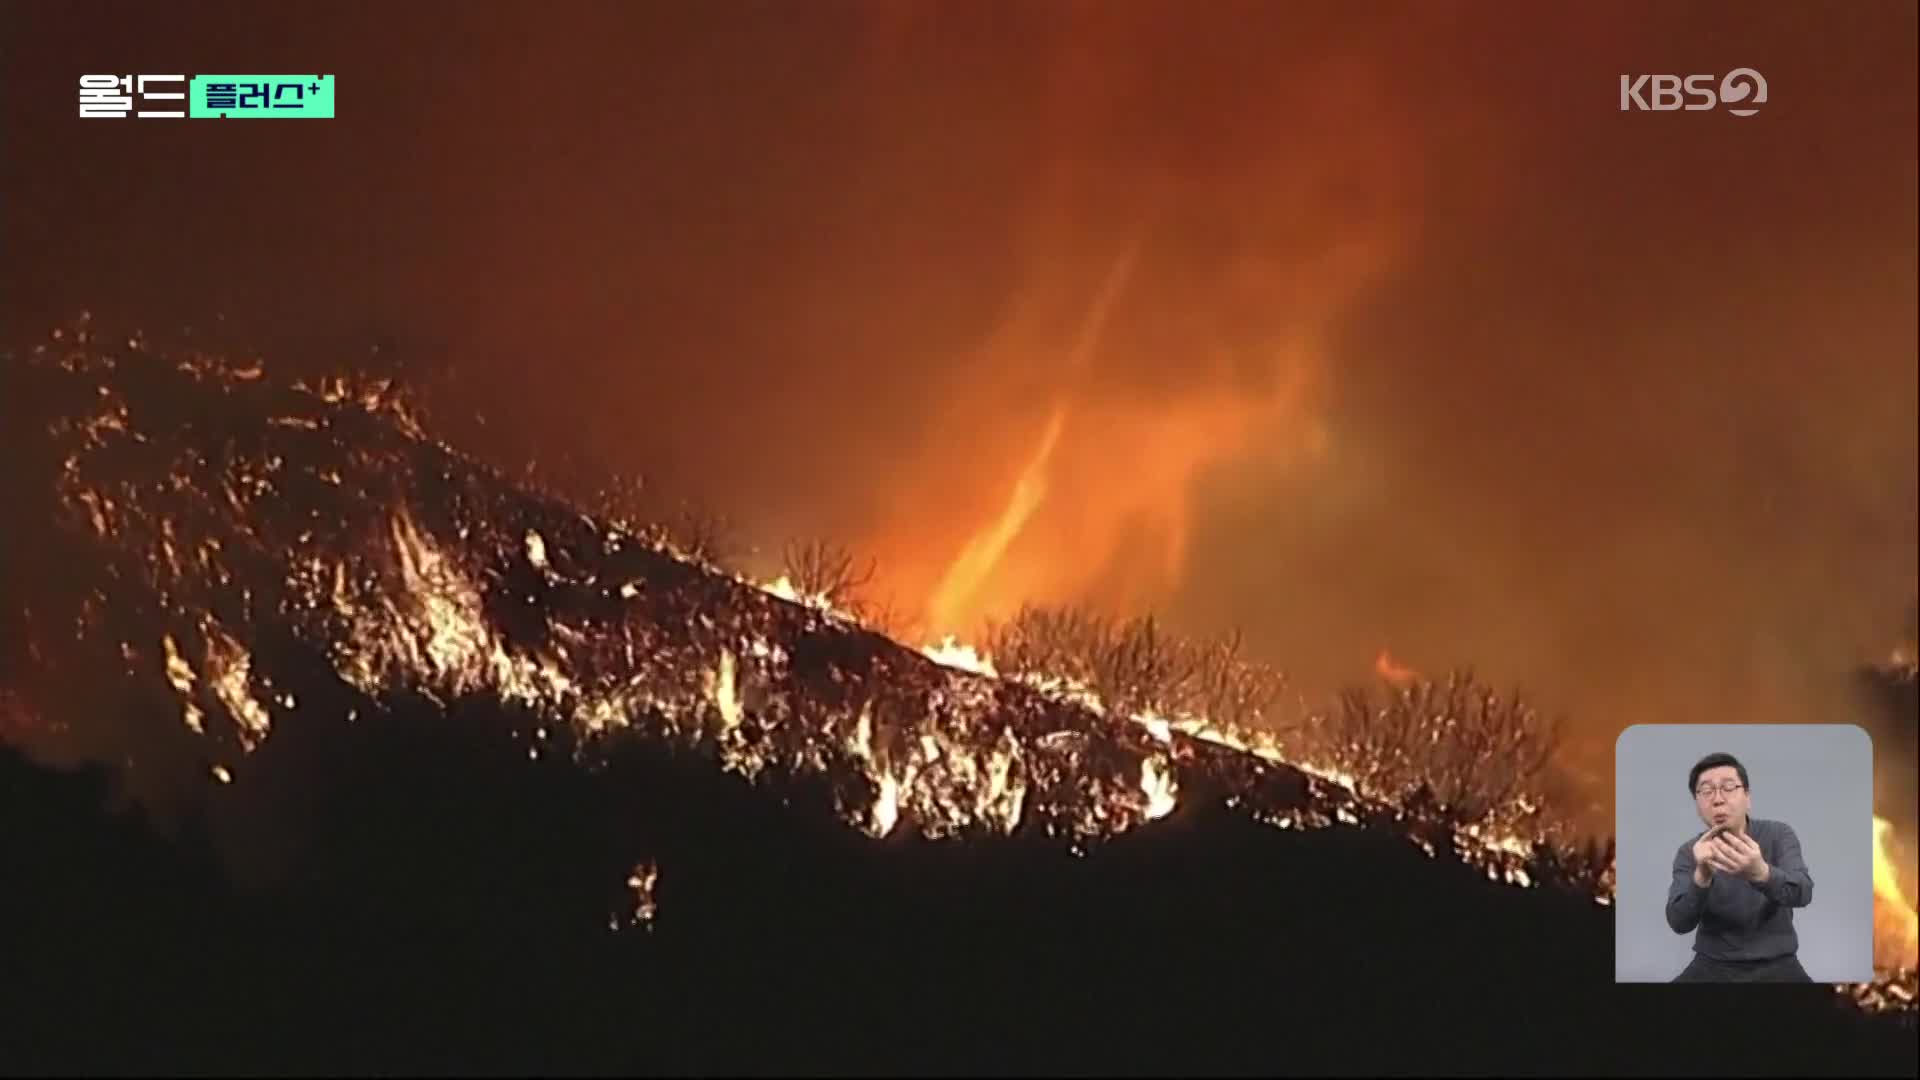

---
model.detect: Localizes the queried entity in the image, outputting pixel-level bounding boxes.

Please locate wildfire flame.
[929,404,1071,633]
[1872,816,1918,970]
[919,636,997,678]
[1373,648,1420,688]
[6,336,1914,1015]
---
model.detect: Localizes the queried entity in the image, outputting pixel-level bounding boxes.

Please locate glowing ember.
[161,634,205,735]
[612,860,660,932]
[204,625,272,751]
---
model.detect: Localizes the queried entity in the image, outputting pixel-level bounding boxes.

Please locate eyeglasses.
[1695,781,1745,799]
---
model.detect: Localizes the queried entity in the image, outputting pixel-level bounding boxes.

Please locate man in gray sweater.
[1665,751,1816,981]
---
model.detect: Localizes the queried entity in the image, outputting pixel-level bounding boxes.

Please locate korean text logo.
[79,75,335,119]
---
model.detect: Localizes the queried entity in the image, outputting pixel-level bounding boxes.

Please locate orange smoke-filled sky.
[3,2,1915,819]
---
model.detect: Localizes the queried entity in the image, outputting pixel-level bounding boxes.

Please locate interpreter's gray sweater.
[1665,817,1814,961]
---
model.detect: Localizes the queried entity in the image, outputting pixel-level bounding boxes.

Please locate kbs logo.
[1619,69,1767,117]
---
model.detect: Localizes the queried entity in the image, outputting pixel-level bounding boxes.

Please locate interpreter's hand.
[1691,826,1727,885]
[1711,830,1769,883]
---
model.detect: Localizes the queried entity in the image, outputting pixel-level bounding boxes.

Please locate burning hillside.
[0,327,1914,1032]
[0,329,1576,868]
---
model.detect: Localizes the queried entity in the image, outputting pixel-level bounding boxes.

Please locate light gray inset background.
[1614,723,1873,982]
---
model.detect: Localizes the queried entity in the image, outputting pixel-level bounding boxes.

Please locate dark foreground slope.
[1,727,1911,1078]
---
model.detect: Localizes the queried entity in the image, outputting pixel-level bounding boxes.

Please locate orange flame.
[1374,648,1420,687]
[929,403,1070,632]
[1873,815,1918,970]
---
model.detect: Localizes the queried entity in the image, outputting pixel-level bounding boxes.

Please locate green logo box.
[189,75,334,118]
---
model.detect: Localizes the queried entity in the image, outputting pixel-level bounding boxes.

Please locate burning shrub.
[983,605,1289,729]
[779,539,877,613]
[658,502,740,568]
[1299,671,1563,829]
[1187,629,1293,733]
[586,473,740,569]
